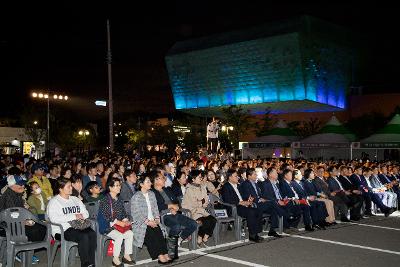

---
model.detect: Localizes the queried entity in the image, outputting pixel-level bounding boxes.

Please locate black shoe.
[364,211,375,217]
[350,216,361,221]
[122,257,136,265]
[249,235,264,243]
[305,225,314,232]
[112,260,123,267]
[385,208,395,217]
[158,260,171,265]
[268,230,283,238]
[313,224,321,230]
[330,221,338,225]
[340,217,351,222]
[318,223,327,230]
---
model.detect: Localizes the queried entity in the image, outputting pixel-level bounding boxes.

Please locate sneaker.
[32,255,40,263]
[15,255,22,263]
[14,255,38,264]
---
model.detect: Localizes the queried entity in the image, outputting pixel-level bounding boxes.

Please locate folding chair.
[0,207,52,267]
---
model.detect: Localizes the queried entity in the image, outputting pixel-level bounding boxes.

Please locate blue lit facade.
[166,16,352,114]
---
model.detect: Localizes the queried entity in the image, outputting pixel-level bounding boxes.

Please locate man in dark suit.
[120,170,137,201]
[239,168,282,237]
[279,169,314,231]
[379,165,400,206]
[314,166,349,222]
[221,169,264,242]
[291,169,328,230]
[327,166,362,221]
[258,167,293,230]
[360,167,394,217]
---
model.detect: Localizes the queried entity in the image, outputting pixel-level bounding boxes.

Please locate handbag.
[68,218,92,230]
[108,194,132,234]
[113,223,132,233]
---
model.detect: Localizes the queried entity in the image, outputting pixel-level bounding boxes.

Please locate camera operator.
[207,117,220,156]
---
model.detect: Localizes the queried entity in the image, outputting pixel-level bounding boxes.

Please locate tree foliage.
[221,105,253,149]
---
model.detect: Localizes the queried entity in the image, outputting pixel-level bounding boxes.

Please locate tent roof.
[301,133,351,143]
[252,120,299,142]
[319,115,355,140]
[362,114,400,143]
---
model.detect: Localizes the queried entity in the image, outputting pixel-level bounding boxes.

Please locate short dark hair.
[266,167,276,176]
[71,175,82,184]
[188,169,203,183]
[304,168,313,179]
[57,178,71,190]
[85,181,99,195]
[282,169,292,178]
[246,168,256,177]
[106,178,121,192]
[327,166,336,173]
[136,176,150,191]
[226,169,237,179]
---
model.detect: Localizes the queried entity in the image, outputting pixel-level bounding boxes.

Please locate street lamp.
[79,130,90,136]
[32,91,69,153]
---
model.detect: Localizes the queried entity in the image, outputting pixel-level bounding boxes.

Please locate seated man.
[239,168,282,237]
[84,181,104,202]
[221,169,264,242]
[258,167,294,230]
[360,167,394,217]
[291,169,329,230]
[370,166,397,208]
[0,174,47,264]
[327,166,362,221]
[150,171,197,260]
[279,169,314,232]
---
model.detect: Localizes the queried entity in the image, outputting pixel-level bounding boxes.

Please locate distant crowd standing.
[0,151,399,266]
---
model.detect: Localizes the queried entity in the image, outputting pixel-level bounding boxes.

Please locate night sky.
[1,2,399,121]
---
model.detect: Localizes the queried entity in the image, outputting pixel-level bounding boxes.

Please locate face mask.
[35,188,42,194]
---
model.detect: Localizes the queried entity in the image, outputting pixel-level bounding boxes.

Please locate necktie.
[289,184,299,199]
[272,183,282,200]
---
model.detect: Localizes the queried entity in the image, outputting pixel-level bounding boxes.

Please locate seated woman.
[71,175,84,201]
[27,181,48,221]
[171,168,188,199]
[130,176,171,264]
[204,170,222,195]
[47,178,97,267]
[98,178,134,267]
[182,170,216,247]
[150,171,197,260]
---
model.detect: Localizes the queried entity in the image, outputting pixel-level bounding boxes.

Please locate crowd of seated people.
[0,151,399,266]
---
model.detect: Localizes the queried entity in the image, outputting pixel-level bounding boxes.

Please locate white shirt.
[285,180,299,199]
[181,185,186,196]
[37,194,45,211]
[46,195,89,235]
[207,122,219,139]
[333,177,344,191]
[143,192,154,220]
[229,182,243,202]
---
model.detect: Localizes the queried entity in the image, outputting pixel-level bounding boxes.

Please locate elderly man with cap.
[29,163,53,200]
[0,173,47,264]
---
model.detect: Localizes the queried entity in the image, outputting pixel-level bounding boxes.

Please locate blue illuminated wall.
[166,18,351,113]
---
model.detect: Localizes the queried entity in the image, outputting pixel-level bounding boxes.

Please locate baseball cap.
[31,163,45,174]
[7,175,27,186]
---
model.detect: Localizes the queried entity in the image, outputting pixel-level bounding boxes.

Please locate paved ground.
[12,211,400,267]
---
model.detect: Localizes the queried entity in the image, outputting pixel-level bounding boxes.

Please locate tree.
[126,129,146,148]
[289,118,322,138]
[20,105,47,150]
[345,112,386,139]
[254,108,275,137]
[221,105,253,149]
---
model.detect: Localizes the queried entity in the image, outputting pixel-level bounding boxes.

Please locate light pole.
[78,130,90,153]
[32,91,69,153]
